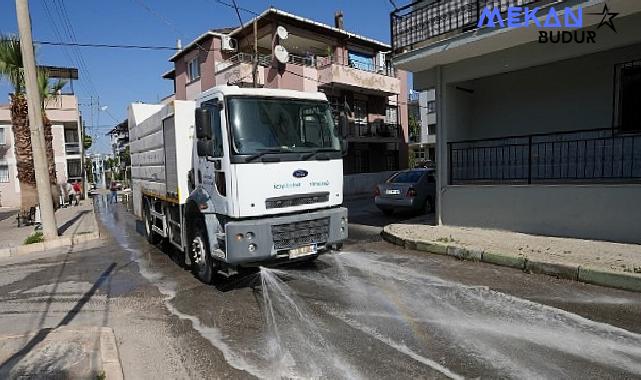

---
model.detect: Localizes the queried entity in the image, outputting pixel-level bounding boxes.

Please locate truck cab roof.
[198,86,329,103]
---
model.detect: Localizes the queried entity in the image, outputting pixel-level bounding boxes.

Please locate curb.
[0,211,100,258]
[100,327,124,380]
[381,226,641,293]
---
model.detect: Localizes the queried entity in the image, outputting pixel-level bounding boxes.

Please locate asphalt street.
[1,197,641,379]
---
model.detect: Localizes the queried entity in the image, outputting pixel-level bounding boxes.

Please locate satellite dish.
[274,45,290,64]
[276,26,289,40]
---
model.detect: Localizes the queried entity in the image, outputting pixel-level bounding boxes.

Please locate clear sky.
[0,0,401,154]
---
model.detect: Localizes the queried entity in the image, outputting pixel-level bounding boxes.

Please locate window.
[187,57,200,82]
[201,102,224,158]
[428,124,436,135]
[67,159,82,178]
[615,60,641,132]
[0,163,8,183]
[388,170,424,184]
[0,127,6,145]
[426,100,436,114]
[353,99,368,123]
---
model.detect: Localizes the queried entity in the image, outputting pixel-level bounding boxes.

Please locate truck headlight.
[246,232,255,240]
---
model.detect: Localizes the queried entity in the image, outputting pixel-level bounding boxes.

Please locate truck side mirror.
[197,140,215,157]
[195,107,212,139]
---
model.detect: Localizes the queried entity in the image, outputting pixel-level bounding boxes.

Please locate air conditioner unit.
[221,35,238,52]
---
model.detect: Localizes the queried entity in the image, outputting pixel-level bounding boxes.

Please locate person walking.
[65,182,74,207]
[72,180,82,206]
[110,181,118,204]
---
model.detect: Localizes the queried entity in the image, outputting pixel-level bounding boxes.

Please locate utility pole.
[252,19,258,88]
[15,0,58,239]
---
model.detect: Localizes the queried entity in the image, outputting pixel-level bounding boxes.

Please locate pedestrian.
[65,182,74,207]
[72,180,82,206]
[110,181,118,204]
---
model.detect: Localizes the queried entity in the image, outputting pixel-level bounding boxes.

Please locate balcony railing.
[318,56,396,77]
[349,122,402,139]
[216,52,273,72]
[65,142,80,155]
[449,128,641,185]
[391,0,540,54]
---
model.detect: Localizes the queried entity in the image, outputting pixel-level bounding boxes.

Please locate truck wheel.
[144,200,161,244]
[189,219,215,284]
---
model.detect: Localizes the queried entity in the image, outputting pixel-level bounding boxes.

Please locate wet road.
[1,198,641,379]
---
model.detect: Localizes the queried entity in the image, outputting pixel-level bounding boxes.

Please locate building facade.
[408,89,436,167]
[392,0,641,243]
[0,94,83,208]
[164,8,409,175]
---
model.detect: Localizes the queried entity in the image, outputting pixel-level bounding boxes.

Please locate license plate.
[289,244,317,258]
[385,189,401,195]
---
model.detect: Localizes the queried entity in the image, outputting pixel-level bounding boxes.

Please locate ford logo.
[293,170,308,178]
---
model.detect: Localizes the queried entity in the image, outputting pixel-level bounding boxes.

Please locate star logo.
[589,4,619,33]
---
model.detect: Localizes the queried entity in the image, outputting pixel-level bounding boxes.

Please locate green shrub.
[24,232,44,245]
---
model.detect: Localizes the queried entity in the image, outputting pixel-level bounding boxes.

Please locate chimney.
[334,11,344,30]
[176,39,182,49]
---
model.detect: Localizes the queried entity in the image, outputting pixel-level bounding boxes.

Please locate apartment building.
[408,89,436,166]
[163,8,409,175]
[392,0,641,243]
[0,93,83,208]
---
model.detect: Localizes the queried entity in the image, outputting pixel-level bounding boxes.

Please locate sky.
[0,0,401,154]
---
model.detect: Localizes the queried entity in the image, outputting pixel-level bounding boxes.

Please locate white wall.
[442,185,641,244]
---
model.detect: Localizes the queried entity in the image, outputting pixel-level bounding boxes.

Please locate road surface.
[1,197,640,379]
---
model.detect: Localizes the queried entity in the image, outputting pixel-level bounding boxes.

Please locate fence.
[449,128,641,184]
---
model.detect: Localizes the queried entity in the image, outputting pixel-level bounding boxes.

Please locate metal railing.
[448,128,641,184]
[216,52,273,72]
[349,122,402,139]
[65,142,80,155]
[317,56,396,77]
[391,0,540,54]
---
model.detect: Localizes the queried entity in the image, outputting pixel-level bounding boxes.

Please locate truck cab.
[131,87,348,282]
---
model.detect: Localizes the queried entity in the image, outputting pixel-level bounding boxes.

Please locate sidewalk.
[382,223,641,292]
[0,327,123,380]
[0,200,99,257]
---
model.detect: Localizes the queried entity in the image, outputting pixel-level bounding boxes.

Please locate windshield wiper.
[244,147,291,162]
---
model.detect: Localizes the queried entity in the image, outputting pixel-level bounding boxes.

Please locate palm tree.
[0,35,62,211]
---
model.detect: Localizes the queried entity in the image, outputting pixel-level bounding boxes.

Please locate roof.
[170,7,391,62]
[162,69,175,80]
[230,8,391,50]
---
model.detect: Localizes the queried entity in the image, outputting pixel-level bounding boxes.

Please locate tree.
[408,115,420,168]
[0,35,63,211]
[83,133,92,150]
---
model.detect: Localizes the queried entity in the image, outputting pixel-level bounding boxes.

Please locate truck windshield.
[227,97,341,155]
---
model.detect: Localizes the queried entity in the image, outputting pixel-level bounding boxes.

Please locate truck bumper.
[223,207,348,265]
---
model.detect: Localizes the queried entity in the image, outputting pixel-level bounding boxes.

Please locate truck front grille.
[271,217,330,250]
[265,192,330,209]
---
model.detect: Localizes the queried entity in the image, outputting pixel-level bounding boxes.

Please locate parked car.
[374,168,436,215]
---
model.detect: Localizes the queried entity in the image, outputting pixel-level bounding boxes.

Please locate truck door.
[195,99,228,214]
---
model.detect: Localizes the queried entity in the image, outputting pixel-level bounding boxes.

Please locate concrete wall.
[442,185,641,244]
[343,170,397,197]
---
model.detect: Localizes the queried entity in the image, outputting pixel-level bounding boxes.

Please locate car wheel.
[189,219,215,284]
[382,209,394,216]
[144,200,161,244]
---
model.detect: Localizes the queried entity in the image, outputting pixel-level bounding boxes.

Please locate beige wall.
[442,185,641,244]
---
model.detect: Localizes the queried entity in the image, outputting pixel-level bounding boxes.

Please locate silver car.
[374,169,436,215]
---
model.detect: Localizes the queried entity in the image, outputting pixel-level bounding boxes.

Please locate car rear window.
[388,171,425,183]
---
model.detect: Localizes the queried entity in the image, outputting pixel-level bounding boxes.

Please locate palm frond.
[0,35,24,93]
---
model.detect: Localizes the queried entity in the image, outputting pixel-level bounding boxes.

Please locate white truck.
[129,86,348,282]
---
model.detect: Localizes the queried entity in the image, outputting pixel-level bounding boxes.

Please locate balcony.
[317,57,400,95]
[449,128,641,185]
[215,52,272,86]
[391,0,540,55]
[347,121,403,142]
[64,142,81,155]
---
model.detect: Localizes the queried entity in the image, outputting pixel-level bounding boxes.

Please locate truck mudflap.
[222,207,348,265]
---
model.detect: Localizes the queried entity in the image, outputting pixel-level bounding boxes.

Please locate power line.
[35,41,180,50]
[230,0,245,28]
[207,0,259,16]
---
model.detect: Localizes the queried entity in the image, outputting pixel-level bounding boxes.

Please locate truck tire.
[189,218,215,284]
[143,199,161,244]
